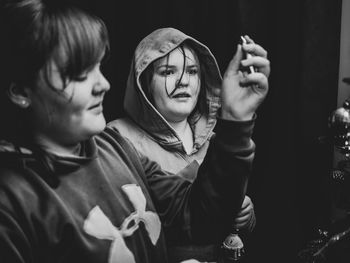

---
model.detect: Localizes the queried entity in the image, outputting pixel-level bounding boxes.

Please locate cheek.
[47,96,85,127]
[60,83,92,113]
[31,90,61,123]
[150,78,168,103]
[151,76,179,96]
[191,78,201,97]
[151,90,167,111]
[64,90,91,115]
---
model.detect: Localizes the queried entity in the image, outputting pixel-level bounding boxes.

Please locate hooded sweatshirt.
[0,118,255,263]
[108,27,222,178]
[108,28,246,262]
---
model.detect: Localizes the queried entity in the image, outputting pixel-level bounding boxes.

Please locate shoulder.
[107,117,156,149]
[106,119,177,169]
[97,125,136,153]
[0,166,25,190]
[0,162,45,221]
[108,118,133,130]
[108,118,147,139]
[96,126,148,171]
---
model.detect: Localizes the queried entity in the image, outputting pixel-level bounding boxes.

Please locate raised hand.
[220,36,270,121]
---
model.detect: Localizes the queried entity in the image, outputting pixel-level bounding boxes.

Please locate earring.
[20,100,29,107]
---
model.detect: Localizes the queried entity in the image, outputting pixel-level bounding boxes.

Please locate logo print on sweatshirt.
[83,184,161,263]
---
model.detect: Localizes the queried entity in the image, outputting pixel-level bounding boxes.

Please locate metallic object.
[329,99,350,158]
[298,93,350,262]
[219,229,245,262]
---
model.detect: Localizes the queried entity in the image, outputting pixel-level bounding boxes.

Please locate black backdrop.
[80,0,342,262]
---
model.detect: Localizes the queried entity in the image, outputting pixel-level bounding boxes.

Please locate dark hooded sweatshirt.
[0,103,255,262]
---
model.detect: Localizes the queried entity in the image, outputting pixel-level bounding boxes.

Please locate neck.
[168,118,194,154]
[168,118,188,136]
[33,134,82,157]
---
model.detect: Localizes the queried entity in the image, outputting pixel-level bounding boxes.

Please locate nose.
[93,70,110,95]
[177,72,190,87]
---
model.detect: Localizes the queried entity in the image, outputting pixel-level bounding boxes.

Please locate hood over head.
[124,27,222,149]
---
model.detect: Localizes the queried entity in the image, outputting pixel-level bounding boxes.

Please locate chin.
[175,110,192,118]
[170,113,191,122]
[87,117,106,136]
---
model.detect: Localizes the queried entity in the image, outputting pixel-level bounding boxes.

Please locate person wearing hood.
[108,28,269,262]
[0,1,269,262]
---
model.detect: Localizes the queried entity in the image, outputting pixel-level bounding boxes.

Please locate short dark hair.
[0,0,109,143]
[0,0,109,89]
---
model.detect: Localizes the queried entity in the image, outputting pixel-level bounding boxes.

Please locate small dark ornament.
[219,229,245,262]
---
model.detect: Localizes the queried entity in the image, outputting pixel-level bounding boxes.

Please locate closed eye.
[71,63,102,82]
[72,75,88,82]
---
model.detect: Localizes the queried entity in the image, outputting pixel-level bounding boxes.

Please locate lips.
[88,102,102,110]
[172,92,191,98]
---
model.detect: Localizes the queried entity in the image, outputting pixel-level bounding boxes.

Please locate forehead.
[155,46,199,66]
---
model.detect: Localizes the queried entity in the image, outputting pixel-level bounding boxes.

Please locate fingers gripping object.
[240,36,256,74]
[240,35,260,92]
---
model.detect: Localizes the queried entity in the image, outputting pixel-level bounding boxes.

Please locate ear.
[7,83,31,109]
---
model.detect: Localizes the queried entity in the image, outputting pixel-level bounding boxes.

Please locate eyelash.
[71,63,102,82]
[160,69,173,76]
[188,69,198,75]
[72,75,88,82]
[160,68,198,76]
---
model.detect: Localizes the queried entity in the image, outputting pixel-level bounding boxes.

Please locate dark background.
[85,0,342,262]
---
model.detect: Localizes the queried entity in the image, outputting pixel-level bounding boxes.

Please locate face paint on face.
[150,45,201,123]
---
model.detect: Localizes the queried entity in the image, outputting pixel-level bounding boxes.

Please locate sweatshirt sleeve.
[0,206,31,263]
[140,118,255,244]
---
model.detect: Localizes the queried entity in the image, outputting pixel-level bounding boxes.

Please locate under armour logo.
[83,184,161,263]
